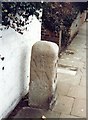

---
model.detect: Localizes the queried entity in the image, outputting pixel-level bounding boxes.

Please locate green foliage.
[2,2,87,28]
[2,2,42,26]
[42,2,87,46]
[42,2,80,32]
[2,2,87,43]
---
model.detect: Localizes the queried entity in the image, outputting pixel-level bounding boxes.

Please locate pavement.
[56,21,86,118]
[8,22,87,119]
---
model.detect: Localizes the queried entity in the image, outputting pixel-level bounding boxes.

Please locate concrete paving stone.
[80,79,86,87]
[80,69,86,77]
[60,52,76,60]
[77,36,86,42]
[59,38,86,66]
[58,59,84,70]
[67,85,86,99]
[60,56,77,66]
[68,45,80,52]
[71,51,86,59]
[71,99,86,118]
[60,113,79,118]
[57,72,81,86]
[82,63,86,69]
[80,75,86,87]
[74,53,86,60]
[68,42,86,54]
[52,95,74,115]
[57,81,70,96]
[68,43,85,51]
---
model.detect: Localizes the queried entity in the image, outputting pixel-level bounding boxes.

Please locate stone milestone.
[28,41,59,110]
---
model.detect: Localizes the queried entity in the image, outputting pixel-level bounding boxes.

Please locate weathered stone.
[28,41,59,110]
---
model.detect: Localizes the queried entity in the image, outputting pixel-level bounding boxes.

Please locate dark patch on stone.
[54,79,56,83]
[1,57,5,61]
[2,67,4,70]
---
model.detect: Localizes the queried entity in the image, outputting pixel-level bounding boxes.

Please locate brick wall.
[41,25,59,46]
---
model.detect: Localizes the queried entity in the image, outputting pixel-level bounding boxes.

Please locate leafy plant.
[2,2,42,26]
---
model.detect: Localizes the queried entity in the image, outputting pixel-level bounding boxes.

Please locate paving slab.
[57,72,81,86]
[71,99,86,118]
[60,113,79,118]
[58,58,84,69]
[57,81,70,96]
[80,77,86,87]
[79,69,86,87]
[53,95,74,115]
[67,85,86,99]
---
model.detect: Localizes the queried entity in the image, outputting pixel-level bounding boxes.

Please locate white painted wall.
[0,15,41,119]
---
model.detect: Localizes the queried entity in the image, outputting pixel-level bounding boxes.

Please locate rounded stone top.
[32,41,59,58]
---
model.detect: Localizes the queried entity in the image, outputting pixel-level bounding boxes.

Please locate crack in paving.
[70,98,75,116]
